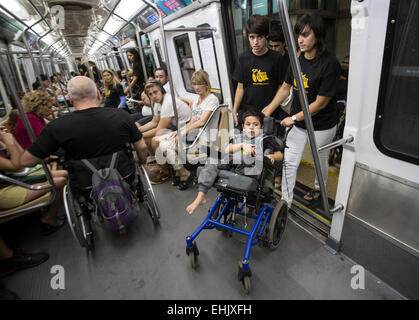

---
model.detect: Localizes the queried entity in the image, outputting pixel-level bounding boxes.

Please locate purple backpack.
[82,152,138,232]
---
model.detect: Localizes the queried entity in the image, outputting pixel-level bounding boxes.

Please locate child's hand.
[242,143,255,155]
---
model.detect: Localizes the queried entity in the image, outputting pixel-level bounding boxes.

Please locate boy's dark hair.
[269,28,285,43]
[75,57,82,61]
[294,13,328,60]
[242,108,264,126]
[245,15,270,37]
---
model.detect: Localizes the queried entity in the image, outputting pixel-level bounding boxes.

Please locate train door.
[145,0,233,110]
[329,0,419,299]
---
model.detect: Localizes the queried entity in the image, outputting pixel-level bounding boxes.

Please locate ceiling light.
[1,0,30,20]
[103,15,124,35]
[114,0,145,20]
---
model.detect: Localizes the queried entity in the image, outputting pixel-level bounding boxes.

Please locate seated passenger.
[3,110,19,135]
[137,81,191,183]
[14,91,55,149]
[102,69,128,112]
[19,76,148,183]
[40,74,55,98]
[0,126,67,234]
[0,235,49,280]
[186,109,283,214]
[156,69,219,190]
[155,67,178,97]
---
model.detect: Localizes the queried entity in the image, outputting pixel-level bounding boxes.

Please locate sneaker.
[0,249,49,278]
[151,171,170,185]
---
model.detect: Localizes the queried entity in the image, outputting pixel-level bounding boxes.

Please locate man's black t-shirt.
[285,53,340,130]
[233,49,285,112]
[78,64,88,76]
[104,84,124,109]
[27,107,141,160]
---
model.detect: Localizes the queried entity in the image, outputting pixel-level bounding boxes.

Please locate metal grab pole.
[132,22,150,84]
[114,49,134,98]
[277,0,332,216]
[142,0,183,155]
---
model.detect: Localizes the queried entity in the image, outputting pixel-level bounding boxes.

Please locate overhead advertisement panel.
[136,0,193,30]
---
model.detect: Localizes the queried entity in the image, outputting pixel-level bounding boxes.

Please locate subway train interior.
[0,0,417,301]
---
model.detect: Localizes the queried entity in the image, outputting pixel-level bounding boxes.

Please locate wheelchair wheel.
[63,184,93,249]
[238,261,251,295]
[138,165,160,225]
[266,200,288,249]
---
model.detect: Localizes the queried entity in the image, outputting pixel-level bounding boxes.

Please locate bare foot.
[186,193,207,215]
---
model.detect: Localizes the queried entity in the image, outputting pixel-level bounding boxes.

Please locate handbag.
[280,87,293,114]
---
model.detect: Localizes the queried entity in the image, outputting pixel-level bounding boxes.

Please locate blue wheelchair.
[185,117,289,294]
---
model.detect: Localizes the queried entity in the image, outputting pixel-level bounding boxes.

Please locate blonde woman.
[102,69,127,111]
[156,69,219,190]
[14,91,55,150]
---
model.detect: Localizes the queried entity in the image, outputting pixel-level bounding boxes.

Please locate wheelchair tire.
[138,165,160,225]
[238,261,251,295]
[63,184,93,249]
[266,200,288,249]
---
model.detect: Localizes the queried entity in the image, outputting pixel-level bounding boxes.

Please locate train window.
[174,34,195,93]
[196,24,223,103]
[374,0,419,165]
[154,39,166,70]
[252,0,268,16]
[141,34,156,77]
[231,0,248,57]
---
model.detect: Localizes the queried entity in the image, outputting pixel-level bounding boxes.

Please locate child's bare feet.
[186,192,207,215]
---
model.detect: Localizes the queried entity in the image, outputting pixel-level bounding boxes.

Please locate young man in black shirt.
[232,15,287,135]
[75,58,88,77]
[20,76,147,166]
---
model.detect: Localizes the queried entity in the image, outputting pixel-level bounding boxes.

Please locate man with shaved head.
[21,76,147,166]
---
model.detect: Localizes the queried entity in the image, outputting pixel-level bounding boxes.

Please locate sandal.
[178,172,195,190]
[303,189,321,201]
[40,219,66,236]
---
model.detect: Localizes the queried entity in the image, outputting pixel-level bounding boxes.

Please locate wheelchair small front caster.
[186,241,199,270]
[238,261,252,294]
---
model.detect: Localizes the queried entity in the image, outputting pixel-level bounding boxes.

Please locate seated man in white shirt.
[137,80,191,183]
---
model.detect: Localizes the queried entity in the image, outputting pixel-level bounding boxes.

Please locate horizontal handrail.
[164,27,217,33]
[0,173,54,191]
[318,135,354,152]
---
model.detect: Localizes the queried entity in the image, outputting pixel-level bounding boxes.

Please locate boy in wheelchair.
[186,109,284,214]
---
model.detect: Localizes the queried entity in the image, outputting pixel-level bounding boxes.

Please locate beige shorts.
[0,185,28,210]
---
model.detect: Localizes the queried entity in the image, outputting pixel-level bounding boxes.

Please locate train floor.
[1,181,404,300]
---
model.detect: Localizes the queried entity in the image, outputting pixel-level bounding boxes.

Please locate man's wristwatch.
[291,115,297,123]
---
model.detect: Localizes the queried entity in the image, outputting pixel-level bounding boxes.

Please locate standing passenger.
[75,58,88,77]
[232,15,287,134]
[125,49,145,100]
[262,13,340,206]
